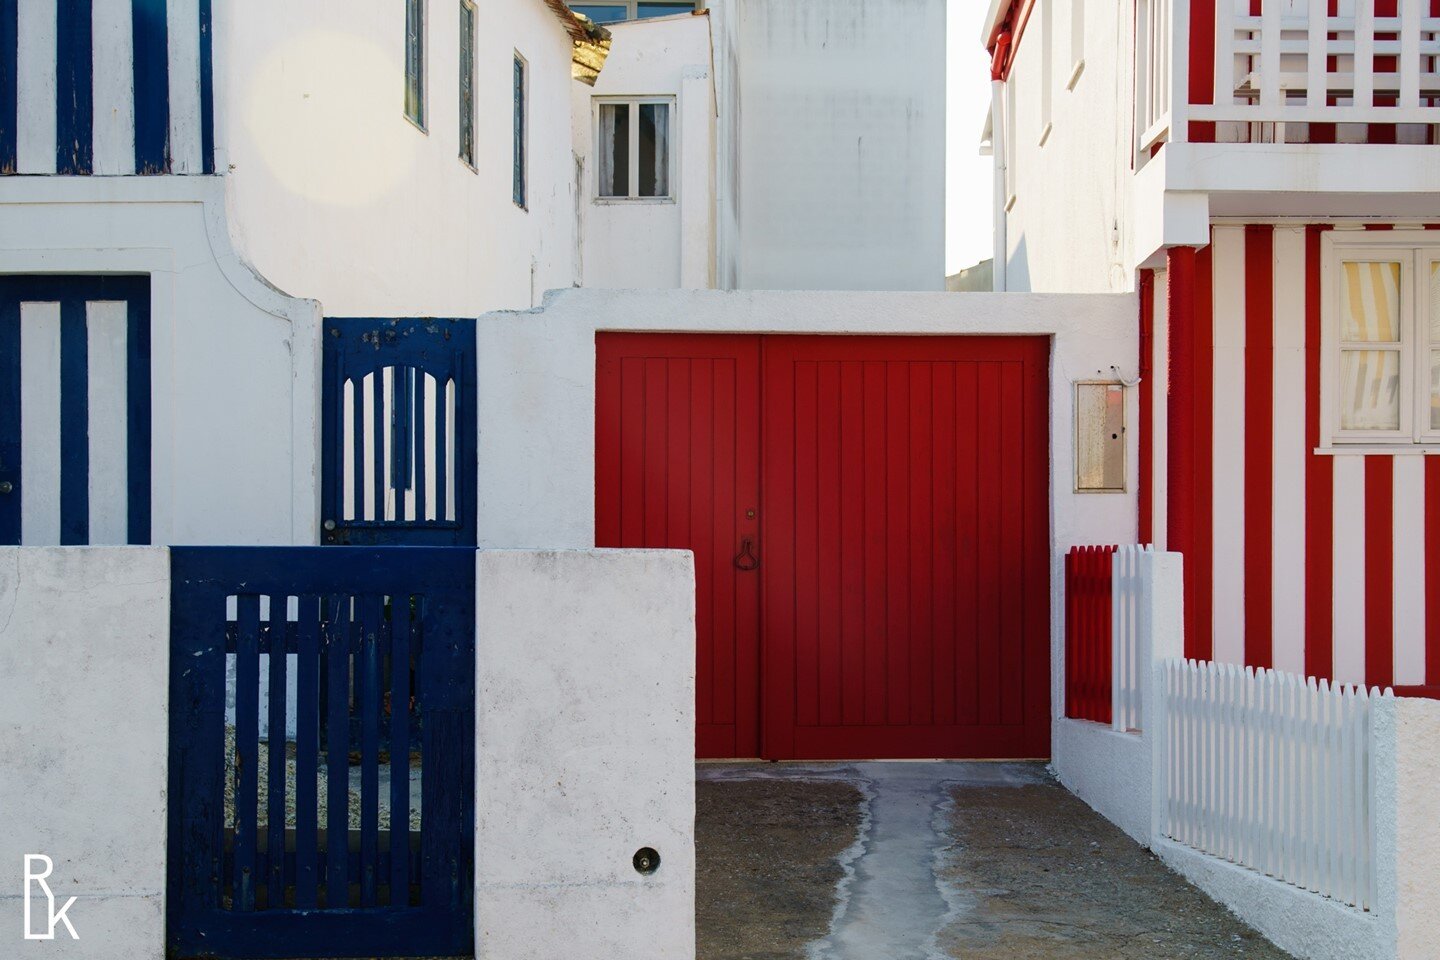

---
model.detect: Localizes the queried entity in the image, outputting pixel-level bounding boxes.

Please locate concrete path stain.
[699,761,1049,960]
[696,762,1294,960]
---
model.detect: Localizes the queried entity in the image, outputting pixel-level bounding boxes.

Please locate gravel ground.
[934,782,1294,959]
[695,766,1293,960]
[222,727,421,831]
[696,775,865,960]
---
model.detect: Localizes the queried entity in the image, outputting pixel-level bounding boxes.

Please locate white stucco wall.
[573,14,715,291]
[476,287,1138,726]
[718,0,947,291]
[0,547,170,959]
[475,548,696,960]
[0,177,320,545]
[996,0,1136,292]
[1052,720,1152,842]
[217,0,580,315]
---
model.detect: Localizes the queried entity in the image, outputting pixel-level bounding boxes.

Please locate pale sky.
[946,0,994,276]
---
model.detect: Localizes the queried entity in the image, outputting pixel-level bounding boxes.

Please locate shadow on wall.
[1007,234,1032,293]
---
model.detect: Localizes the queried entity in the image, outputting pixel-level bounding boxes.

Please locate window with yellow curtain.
[1324,234,1440,446]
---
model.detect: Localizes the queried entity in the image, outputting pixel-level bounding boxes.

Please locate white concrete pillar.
[0,547,170,958]
[679,65,715,290]
[474,548,696,960]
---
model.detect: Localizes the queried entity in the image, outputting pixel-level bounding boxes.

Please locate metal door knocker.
[733,537,759,571]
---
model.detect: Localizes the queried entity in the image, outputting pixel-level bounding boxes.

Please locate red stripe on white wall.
[1161,221,1436,688]
[1138,270,1155,545]
[1365,456,1394,687]
[1427,457,1440,684]
[1243,224,1275,669]
[1304,225,1335,680]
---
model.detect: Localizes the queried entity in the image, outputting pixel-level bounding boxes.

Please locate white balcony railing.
[1138,0,1440,153]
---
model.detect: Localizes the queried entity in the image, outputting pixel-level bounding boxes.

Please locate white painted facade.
[0,177,319,546]
[0,547,171,960]
[984,0,1136,293]
[573,13,716,290]
[475,549,696,960]
[218,0,585,315]
[712,0,948,291]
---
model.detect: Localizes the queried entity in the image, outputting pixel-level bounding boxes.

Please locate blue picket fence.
[167,547,474,959]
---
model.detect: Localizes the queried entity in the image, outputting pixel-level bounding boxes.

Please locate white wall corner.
[1132,151,1209,271]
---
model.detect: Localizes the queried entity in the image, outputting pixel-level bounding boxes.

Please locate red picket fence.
[1065,545,1116,724]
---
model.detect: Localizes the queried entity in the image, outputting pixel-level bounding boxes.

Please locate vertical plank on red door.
[794,361,820,728]
[999,361,1026,727]
[667,361,691,549]
[862,361,888,726]
[733,349,761,753]
[975,362,1003,726]
[690,360,715,734]
[618,357,646,546]
[712,359,738,732]
[839,361,866,726]
[643,359,668,546]
[931,363,958,727]
[908,363,935,726]
[761,341,798,758]
[816,362,844,727]
[885,361,912,725]
[954,360,980,728]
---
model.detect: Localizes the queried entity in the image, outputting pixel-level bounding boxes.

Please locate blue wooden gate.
[167,547,475,959]
[0,275,151,545]
[320,318,476,546]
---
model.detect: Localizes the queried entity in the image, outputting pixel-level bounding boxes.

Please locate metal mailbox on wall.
[1075,381,1125,493]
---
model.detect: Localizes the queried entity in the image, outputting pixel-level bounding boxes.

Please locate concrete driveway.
[696,762,1292,960]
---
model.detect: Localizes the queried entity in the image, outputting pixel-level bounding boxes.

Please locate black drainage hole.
[633,847,660,875]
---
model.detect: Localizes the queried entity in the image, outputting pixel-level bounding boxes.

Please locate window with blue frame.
[405,0,426,128]
[568,1,699,24]
[459,0,476,167]
[513,53,526,208]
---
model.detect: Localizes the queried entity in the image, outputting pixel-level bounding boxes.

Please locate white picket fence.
[1109,545,1152,732]
[1163,659,1388,910]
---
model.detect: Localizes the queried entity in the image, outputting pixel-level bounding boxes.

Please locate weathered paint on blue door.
[320,318,477,546]
[167,546,475,960]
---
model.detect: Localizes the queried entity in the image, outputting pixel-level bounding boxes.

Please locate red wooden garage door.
[595,334,1050,760]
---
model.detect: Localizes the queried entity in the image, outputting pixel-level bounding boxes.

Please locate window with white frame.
[1322,233,1440,445]
[595,98,673,200]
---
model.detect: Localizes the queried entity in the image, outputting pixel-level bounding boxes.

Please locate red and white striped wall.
[1140,224,1440,693]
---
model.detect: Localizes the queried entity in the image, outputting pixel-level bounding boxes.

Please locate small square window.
[595,98,673,200]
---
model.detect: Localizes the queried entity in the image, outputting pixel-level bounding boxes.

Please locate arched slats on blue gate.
[321,318,477,546]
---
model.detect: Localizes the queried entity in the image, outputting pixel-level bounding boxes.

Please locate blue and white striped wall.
[0,0,214,175]
[0,276,152,546]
